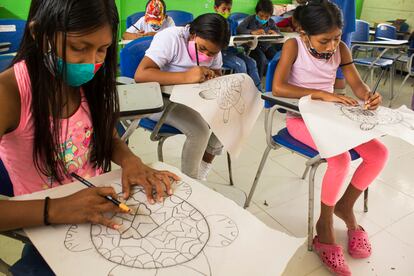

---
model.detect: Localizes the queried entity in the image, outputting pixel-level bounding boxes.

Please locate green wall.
[1,0,291,32]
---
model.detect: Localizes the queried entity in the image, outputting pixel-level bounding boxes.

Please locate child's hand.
[48,187,124,229]
[364,92,382,110]
[267,30,278,34]
[185,67,216,83]
[120,156,180,204]
[143,32,157,37]
[252,29,265,35]
[312,91,358,106]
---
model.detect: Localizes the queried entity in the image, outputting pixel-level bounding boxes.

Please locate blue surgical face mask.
[57,58,103,87]
[256,15,268,25]
[45,53,102,87]
[150,23,161,31]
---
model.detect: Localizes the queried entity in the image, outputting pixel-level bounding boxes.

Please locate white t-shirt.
[126,16,175,34]
[145,26,223,72]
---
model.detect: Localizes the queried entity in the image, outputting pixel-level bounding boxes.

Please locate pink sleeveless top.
[287,37,341,118]
[288,37,341,92]
[0,61,101,196]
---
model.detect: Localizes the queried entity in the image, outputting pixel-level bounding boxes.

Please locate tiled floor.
[0,75,413,275]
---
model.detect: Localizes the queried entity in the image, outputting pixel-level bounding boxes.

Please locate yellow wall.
[360,0,413,30]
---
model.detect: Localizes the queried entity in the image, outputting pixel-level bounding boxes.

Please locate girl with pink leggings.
[273,1,388,275]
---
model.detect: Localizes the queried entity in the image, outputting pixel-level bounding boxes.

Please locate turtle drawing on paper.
[336,104,414,131]
[198,74,246,123]
[63,181,239,276]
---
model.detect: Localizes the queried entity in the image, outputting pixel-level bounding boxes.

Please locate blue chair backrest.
[229,12,249,26]
[120,36,154,78]
[0,19,26,54]
[166,10,193,26]
[264,51,282,108]
[351,19,370,42]
[126,11,145,28]
[271,15,284,24]
[375,23,396,40]
[0,54,14,73]
[0,159,13,197]
[229,12,248,23]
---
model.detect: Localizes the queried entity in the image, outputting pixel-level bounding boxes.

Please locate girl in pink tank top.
[0,1,179,274]
[272,1,388,275]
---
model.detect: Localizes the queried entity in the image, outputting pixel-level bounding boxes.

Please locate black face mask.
[307,36,336,60]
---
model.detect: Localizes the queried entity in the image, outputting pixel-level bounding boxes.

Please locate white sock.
[198,161,213,181]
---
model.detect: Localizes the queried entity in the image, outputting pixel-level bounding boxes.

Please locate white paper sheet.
[17,162,303,276]
[299,95,414,158]
[169,74,263,158]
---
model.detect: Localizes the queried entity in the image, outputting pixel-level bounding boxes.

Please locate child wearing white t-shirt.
[135,13,230,180]
[123,0,175,40]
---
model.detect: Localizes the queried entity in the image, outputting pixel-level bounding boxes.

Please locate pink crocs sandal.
[313,236,352,276]
[348,226,372,259]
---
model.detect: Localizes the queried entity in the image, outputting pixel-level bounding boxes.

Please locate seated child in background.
[214,0,262,91]
[122,0,174,40]
[135,14,230,181]
[275,0,306,32]
[237,0,281,80]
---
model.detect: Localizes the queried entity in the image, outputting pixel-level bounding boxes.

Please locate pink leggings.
[286,117,389,206]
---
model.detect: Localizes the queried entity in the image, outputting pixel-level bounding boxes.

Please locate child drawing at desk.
[214,0,262,91]
[122,0,175,40]
[273,0,388,275]
[237,0,281,80]
[0,0,178,274]
[135,14,230,181]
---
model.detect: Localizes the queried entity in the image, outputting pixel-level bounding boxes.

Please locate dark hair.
[189,13,230,49]
[214,0,233,7]
[145,0,167,15]
[255,0,274,15]
[293,0,343,35]
[13,0,119,183]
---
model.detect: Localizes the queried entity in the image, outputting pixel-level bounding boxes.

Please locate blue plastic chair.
[119,37,235,184]
[245,54,366,251]
[166,10,193,26]
[0,54,14,73]
[120,36,154,79]
[351,20,371,58]
[229,12,248,25]
[393,39,414,107]
[375,23,396,40]
[0,19,26,54]
[271,15,284,24]
[126,11,145,29]
[0,159,13,197]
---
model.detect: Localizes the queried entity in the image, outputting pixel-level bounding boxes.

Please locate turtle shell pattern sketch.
[90,181,210,269]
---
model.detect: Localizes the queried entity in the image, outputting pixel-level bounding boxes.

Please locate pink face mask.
[188,40,213,64]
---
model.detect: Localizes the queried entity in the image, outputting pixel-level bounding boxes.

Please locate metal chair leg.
[244,146,272,208]
[390,74,410,107]
[307,164,319,251]
[302,166,310,180]
[157,137,166,162]
[227,152,234,186]
[364,188,369,213]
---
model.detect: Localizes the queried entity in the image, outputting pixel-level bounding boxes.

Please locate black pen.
[365,68,385,110]
[195,42,200,66]
[70,173,131,213]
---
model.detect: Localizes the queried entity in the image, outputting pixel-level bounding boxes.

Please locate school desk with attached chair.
[244,57,367,251]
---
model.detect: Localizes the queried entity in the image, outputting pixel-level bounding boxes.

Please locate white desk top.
[262,92,300,112]
[117,82,164,117]
[351,39,409,48]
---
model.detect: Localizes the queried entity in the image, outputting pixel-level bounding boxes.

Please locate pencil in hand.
[70,173,132,214]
